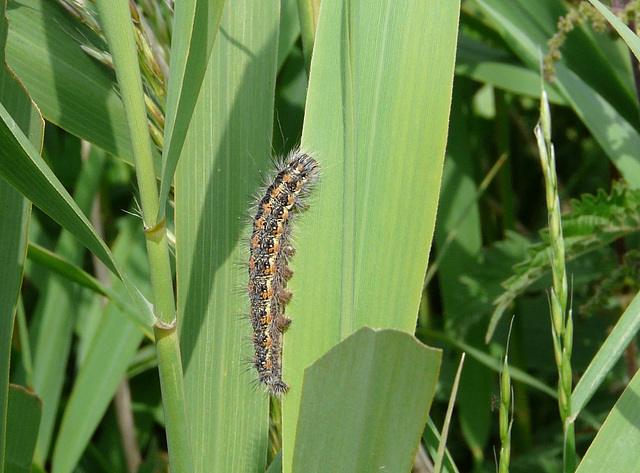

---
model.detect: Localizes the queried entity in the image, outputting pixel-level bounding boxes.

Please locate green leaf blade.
[5,385,42,473]
[6,0,136,165]
[175,1,279,471]
[26,242,150,334]
[572,290,640,418]
[0,127,31,473]
[51,309,144,473]
[0,103,154,326]
[282,2,460,469]
[576,369,640,473]
[586,0,640,62]
[157,0,226,221]
[0,0,43,466]
[51,228,149,473]
[27,150,105,464]
[292,328,441,473]
[0,105,113,274]
[455,34,567,105]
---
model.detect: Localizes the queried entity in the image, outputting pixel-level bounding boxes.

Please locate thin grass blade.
[265,451,282,473]
[26,150,105,464]
[156,0,226,221]
[51,219,149,473]
[586,0,640,61]
[575,368,640,473]
[423,418,460,473]
[0,1,43,466]
[433,81,492,459]
[434,353,465,473]
[456,34,567,105]
[571,289,640,418]
[278,0,301,71]
[0,102,154,326]
[296,0,320,71]
[422,328,557,398]
[26,242,150,334]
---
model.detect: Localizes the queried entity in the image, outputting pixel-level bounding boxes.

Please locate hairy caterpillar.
[248,150,318,395]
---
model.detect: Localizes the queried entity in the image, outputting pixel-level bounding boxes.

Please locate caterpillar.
[248,149,319,395]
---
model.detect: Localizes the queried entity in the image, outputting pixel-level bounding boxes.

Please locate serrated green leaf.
[292,328,441,473]
[282,2,460,470]
[488,182,640,340]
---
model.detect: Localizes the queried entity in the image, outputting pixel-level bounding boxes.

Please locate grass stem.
[94,1,193,470]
